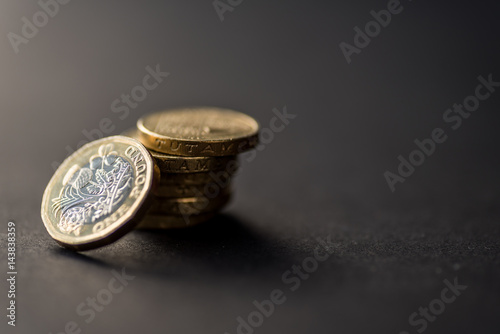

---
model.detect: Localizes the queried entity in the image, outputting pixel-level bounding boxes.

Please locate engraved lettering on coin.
[137,107,260,156]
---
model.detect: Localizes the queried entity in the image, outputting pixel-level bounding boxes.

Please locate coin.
[137,212,216,229]
[137,107,259,156]
[41,136,159,251]
[151,151,239,174]
[160,170,235,186]
[149,193,232,216]
[154,182,232,198]
[123,128,240,173]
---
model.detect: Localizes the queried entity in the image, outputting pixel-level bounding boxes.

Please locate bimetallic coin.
[149,193,232,216]
[137,107,260,156]
[41,136,159,251]
[137,213,216,229]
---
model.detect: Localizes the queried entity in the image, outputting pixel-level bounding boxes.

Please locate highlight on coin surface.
[41,136,158,251]
[122,127,240,174]
[137,107,260,156]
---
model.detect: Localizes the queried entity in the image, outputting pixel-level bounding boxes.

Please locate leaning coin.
[137,212,216,229]
[123,128,240,173]
[41,136,159,251]
[149,193,232,216]
[137,107,259,156]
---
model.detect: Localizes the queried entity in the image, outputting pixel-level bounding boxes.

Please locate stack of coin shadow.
[123,107,259,229]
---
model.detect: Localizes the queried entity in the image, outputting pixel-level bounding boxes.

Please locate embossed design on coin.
[51,144,133,236]
[41,136,158,251]
[137,107,260,156]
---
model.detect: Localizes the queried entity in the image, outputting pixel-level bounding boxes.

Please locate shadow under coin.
[52,247,115,270]
[129,213,295,275]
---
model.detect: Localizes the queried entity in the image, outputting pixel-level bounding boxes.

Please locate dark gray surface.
[1,1,499,333]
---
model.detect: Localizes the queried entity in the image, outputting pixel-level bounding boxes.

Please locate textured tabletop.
[1,1,499,334]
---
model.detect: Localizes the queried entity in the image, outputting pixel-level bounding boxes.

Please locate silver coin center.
[51,144,133,235]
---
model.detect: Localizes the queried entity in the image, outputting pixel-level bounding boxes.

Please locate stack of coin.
[40,107,259,250]
[124,107,259,229]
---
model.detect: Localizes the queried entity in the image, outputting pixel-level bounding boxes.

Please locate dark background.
[1,1,499,333]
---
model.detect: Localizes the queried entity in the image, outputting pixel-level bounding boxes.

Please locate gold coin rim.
[137,107,260,142]
[136,107,259,156]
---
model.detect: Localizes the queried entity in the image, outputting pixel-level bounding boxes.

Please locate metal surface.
[149,192,232,216]
[154,182,233,198]
[124,128,240,173]
[159,170,235,186]
[137,107,259,156]
[41,136,159,251]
